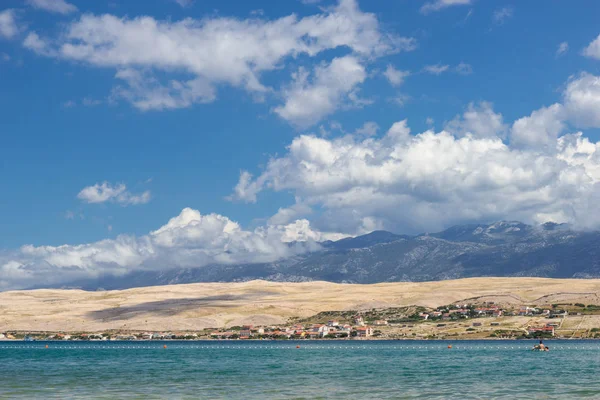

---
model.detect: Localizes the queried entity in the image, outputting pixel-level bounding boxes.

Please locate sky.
[3,0,600,289]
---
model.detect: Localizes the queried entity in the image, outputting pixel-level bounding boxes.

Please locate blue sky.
[3,0,600,289]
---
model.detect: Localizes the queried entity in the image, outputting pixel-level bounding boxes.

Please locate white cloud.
[0,208,338,290]
[563,73,600,128]
[556,41,569,57]
[354,121,379,136]
[82,97,102,107]
[231,102,600,236]
[383,64,410,86]
[23,32,52,55]
[583,34,600,60]
[492,7,513,25]
[173,0,194,7]
[445,101,506,139]
[390,94,410,107]
[26,0,77,14]
[455,62,473,75]
[25,0,415,117]
[423,64,449,75]
[511,104,566,150]
[274,56,367,128]
[420,0,471,14]
[268,203,313,225]
[0,9,18,39]
[111,68,216,111]
[77,182,151,206]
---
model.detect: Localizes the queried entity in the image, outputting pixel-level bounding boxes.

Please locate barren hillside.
[2,278,600,332]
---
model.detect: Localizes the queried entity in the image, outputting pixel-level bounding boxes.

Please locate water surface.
[1,340,599,399]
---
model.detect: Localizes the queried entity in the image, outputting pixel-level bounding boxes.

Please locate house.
[519,307,537,316]
[528,325,555,336]
[373,320,388,326]
[355,326,373,337]
[430,311,442,318]
[450,309,469,315]
[242,325,253,331]
[311,324,331,337]
[327,320,340,327]
[419,313,429,320]
[354,316,365,326]
[239,330,253,338]
[442,313,451,320]
[492,310,503,317]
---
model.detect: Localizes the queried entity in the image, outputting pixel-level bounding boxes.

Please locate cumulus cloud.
[24,0,415,119]
[231,106,600,237]
[583,34,600,59]
[511,104,566,150]
[23,32,53,55]
[0,9,18,39]
[274,56,367,128]
[383,65,410,86]
[563,73,600,128]
[26,0,77,14]
[77,182,151,206]
[420,0,471,14]
[0,208,339,290]
[354,121,379,136]
[445,101,507,139]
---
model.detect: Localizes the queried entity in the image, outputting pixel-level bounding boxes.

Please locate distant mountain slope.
[50,221,600,290]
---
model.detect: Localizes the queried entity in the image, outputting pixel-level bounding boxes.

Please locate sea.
[1,340,599,399]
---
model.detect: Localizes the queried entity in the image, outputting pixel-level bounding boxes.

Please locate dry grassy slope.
[1,278,600,332]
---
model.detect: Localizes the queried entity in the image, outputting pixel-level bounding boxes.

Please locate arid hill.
[2,278,600,332]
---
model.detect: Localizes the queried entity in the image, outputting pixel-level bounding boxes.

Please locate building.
[419,313,429,320]
[354,316,365,326]
[239,330,253,338]
[528,325,555,336]
[373,320,388,326]
[327,320,340,327]
[355,326,373,337]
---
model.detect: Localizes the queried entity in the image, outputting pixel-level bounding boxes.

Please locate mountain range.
[56,221,600,290]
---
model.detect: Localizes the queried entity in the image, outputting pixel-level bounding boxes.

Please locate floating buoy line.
[0,344,598,351]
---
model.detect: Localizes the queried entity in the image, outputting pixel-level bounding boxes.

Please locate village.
[2,302,600,341]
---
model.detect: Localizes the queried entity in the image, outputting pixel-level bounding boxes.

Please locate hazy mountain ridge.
[52,221,600,290]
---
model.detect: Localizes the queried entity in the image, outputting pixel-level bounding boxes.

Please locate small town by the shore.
[3,301,600,342]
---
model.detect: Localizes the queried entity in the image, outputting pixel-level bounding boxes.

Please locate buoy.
[296,345,300,349]
[45,345,49,349]
[163,345,167,349]
[448,345,452,349]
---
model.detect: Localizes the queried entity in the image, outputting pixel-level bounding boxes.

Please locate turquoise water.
[1,340,599,399]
